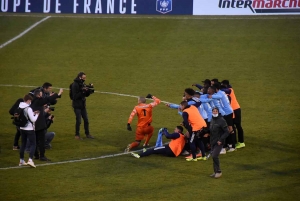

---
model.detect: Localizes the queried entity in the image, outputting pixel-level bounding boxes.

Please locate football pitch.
[0,14,300,200]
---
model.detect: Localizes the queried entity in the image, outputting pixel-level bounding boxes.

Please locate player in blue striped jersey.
[213,83,236,152]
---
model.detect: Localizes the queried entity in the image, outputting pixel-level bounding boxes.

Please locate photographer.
[31,88,63,161]
[29,82,57,106]
[25,106,55,151]
[9,97,24,150]
[45,108,55,149]
[71,72,94,140]
[18,94,39,168]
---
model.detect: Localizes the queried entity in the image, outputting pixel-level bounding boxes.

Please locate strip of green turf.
[0,16,44,45]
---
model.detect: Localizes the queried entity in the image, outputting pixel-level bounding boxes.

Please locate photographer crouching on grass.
[70,72,95,140]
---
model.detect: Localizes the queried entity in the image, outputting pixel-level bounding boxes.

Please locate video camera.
[82,83,95,94]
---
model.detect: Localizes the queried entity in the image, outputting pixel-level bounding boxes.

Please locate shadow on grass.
[245,135,298,154]
[225,181,300,200]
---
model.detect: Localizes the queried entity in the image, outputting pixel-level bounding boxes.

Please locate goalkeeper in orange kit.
[125,94,161,152]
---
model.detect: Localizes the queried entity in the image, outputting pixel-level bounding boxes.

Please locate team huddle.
[126,79,245,178]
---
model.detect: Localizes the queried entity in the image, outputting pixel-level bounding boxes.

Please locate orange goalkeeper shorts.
[135,126,154,141]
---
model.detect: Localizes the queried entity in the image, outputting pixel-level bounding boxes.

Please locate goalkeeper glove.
[146,94,153,99]
[127,123,132,131]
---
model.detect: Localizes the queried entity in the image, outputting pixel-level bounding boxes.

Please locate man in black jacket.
[9,98,24,150]
[29,82,58,105]
[31,88,63,161]
[71,72,94,140]
[209,107,229,178]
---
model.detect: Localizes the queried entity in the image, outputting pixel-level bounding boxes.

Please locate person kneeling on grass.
[131,126,186,158]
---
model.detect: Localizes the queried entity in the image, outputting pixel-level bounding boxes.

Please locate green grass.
[0,16,43,44]
[0,15,300,200]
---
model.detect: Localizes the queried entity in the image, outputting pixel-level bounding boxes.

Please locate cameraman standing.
[71,72,94,140]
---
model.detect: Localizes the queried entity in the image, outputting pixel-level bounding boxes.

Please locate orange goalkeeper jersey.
[128,96,161,127]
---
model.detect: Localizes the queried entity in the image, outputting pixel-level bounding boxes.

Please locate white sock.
[20,159,24,163]
[28,158,33,162]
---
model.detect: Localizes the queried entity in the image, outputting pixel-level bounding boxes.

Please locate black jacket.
[209,116,229,146]
[31,93,59,131]
[9,98,23,116]
[29,87,57,105]
[72,78,91,109]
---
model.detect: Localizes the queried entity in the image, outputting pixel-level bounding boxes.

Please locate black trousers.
[212,144,223,173]
[233,108,244,143]
[13,126,21,146]
[35,129,46,158]
[74,108,90,136]
[189,132,206,159]
[140,145,175,157]
[20,130,36,159]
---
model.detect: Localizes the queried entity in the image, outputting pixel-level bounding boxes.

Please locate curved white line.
[0,84,170,104]
[0,143,168,170]
[0,16,51,49]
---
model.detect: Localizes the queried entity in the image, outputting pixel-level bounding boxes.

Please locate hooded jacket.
[19,102,39,131]
[71,77,91,109]
[209,115,229,146]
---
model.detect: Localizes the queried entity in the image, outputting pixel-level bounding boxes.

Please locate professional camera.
[44,105,55,111]
[82,83,95,94]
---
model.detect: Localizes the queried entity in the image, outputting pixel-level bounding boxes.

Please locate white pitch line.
[0,84,170,104]
[0,144,168,170]
[0,153,125,170]
[1,14,300,20]
[0,16,51,49]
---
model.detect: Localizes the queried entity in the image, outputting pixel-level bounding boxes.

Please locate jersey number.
[143,109,147,116]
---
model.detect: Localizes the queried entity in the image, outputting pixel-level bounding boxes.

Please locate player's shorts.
[135,126,154,141]
[223,113,233,127]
